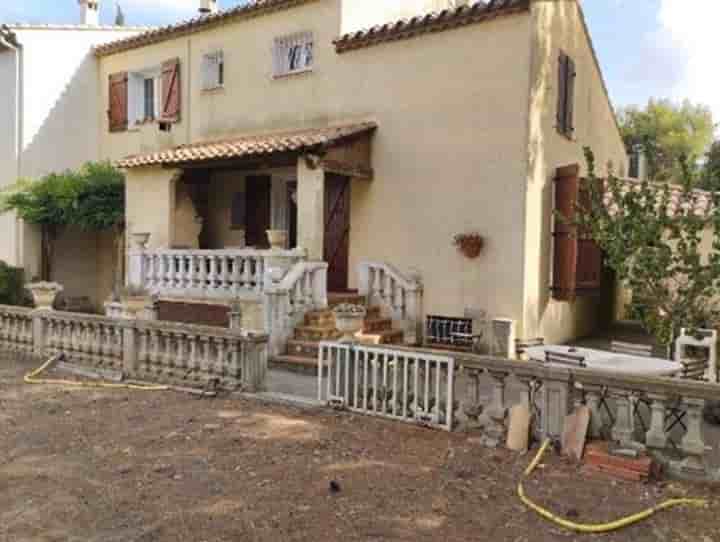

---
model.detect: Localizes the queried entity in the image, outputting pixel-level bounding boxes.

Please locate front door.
[245,175,271,248]
[324,174,351,291]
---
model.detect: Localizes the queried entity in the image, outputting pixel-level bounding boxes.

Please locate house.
[36,0,628,362]
[0,0,147,306]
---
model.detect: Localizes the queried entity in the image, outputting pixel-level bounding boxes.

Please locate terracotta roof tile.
[95,0,317,57]
[333,0,530,53]
[116,122,377,169]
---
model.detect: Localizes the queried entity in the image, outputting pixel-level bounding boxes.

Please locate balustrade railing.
[358,261,423,345]
[265,261,328,356]
[128,248,305,300]
[0,305,269,392]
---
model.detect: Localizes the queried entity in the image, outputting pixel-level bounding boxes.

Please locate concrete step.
[304,310,335,327]
[362,317,393,333]
[356,328,404,345]
[270,354,321,376]
[294,326,342,342]
[328,292,365,307]
[286,339,320,359]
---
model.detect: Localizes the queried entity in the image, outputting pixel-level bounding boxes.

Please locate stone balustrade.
[358,261,423,345]
[0,305,269,392]
[128,248,305,301]
[458,353,720,481]
[264,261,328,356]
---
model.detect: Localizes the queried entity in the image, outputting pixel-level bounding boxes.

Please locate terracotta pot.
[28,282,64,310]
[266,230,288,250]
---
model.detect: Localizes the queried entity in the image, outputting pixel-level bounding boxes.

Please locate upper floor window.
[202,50,224,91]
[273,32,314,77]
[557,51,576,139]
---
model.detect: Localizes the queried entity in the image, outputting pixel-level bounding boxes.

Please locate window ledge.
[272,67,313,80]
[201,85,226,94]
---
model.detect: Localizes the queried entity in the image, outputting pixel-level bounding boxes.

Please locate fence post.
[31,310,46,357]
[242,335,268,392]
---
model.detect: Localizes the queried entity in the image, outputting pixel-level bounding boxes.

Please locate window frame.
[201,50,225,91]
[128,66,161,126]
[272,31,314,78]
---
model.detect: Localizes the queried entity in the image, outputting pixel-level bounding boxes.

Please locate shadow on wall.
[21,51,100,179]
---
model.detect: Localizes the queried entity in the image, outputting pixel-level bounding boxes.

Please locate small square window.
[202,50,224,91]
[273,32,313,77]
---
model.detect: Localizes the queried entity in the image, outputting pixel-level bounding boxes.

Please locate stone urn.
[266,229,288,250]
[131,232,151,250]
[28,282,64,310]
[333,303,367,343]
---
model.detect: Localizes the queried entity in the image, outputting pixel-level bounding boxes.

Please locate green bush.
[0,261,32,306]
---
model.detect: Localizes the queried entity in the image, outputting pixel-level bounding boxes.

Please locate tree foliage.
[574,148,720,347]
[618,99,715,182]
[701,141,720,192]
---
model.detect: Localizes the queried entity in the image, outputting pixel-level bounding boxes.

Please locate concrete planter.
[333,304,367,343]
[266,229,288,250]
[131,232,151,250]
[28,282,64,310]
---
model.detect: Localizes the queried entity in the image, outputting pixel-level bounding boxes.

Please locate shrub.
[0,261,32,307]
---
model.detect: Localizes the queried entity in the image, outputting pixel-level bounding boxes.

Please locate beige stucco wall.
[125,167,181,249]
[522,0,628,344]
[106,0,534,327]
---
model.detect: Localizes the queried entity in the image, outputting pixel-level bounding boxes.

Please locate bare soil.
[1,354,718,542]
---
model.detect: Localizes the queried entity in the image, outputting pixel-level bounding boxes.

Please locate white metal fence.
[318,342,456,431]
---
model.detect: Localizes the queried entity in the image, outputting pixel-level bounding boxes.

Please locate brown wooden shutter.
[552,165,603,299]
[557,52,568,135]
[108,72,128,133]
[552,164,579,300]
[161,58,181,123]
[566,55,576,136]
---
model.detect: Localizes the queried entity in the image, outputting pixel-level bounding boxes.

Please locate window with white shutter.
[273,32,314,77]
[201,51,224,91]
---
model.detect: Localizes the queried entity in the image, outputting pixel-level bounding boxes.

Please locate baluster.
[176,332,187,377]
[486,370,507,422]
[228,339,240,381]
[156,254,165,290]
[200,336,211,377]
[230,255,241,295]
[583,385,606,439]
[679,398,707,475]
[645,393,668,449]
[138,328,148,373]
[304,272,313,307]
[611,391,635,446]
[163,332,173,375]
[255,257,265,292]
[216,337,227,378]
[240,255,251,289]
[207,255,218,291]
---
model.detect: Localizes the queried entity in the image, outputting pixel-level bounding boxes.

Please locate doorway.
[324,174,351,291]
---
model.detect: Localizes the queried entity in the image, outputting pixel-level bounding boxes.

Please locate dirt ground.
[1,354,719,542]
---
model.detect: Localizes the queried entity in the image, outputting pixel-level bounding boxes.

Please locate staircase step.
[328,292,366,308]
[304,310,336,327]
[356,328,404,345]
[295,326,342,342]
[362,317,393,333]
[286,339,320,359]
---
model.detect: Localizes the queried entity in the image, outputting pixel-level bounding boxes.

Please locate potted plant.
[266,229,288,250]
[120,285,151,316]
[28,282,64,310]
[333,303,367,343]
[453,232,485,259]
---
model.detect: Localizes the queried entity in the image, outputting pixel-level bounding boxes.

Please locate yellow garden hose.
[24,354,169,391]
[518,438,708,534]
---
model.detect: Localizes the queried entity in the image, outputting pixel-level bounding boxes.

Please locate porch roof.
[116,122,377,169]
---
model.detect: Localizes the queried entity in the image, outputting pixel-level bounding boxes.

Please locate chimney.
[199,0,219,15]
[79,0,100,25]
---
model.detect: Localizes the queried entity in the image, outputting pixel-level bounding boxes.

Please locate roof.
[95,0,317,57]
[333,0,530,53]
[2,23,151,31]
[116,122,377,169]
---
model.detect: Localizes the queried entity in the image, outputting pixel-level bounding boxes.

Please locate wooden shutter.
[161,58,181,123]
[557,52,568,135]
[108,72,128,133]
[566,55,576,136]
[552,164,579,300]
[552,164,602,300]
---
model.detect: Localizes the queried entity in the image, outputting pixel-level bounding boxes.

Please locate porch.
[122,123,376,331]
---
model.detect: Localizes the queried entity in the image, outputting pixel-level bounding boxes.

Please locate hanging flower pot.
[453,233,485,259]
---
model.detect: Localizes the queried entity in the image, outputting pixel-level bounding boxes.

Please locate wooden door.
[324,174,351,291]
[287,181,298,249]
[245,175,271,248]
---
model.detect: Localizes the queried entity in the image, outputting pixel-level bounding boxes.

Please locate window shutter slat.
[161,58,181,123]
[108,72,128,133]
[557,52,567,134]
[566,56,576,135]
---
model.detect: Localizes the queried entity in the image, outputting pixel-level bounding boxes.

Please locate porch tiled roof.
[333,0,531,53]
[116,122,377,169]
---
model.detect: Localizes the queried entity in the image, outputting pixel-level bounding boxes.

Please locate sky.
[1,0,718,122]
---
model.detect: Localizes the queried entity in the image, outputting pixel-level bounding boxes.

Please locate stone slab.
[561,405,590,461]
[506,403,531,452]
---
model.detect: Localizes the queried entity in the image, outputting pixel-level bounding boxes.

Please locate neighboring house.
[0,0,146,306]
[63,0,626,359]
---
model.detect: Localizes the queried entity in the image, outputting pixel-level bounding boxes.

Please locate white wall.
[0,26,142,277]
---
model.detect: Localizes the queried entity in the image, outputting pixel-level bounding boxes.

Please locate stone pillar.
[31,310,47,357]
[680,398,707,476]
[491,318,516,359]
[296,156,325,261]
[539,375,571,440]
[122,325,138,376]
[229,300,243,331]
[485,371,507,421]
[645,393,668,449]
[584,387,605,439]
